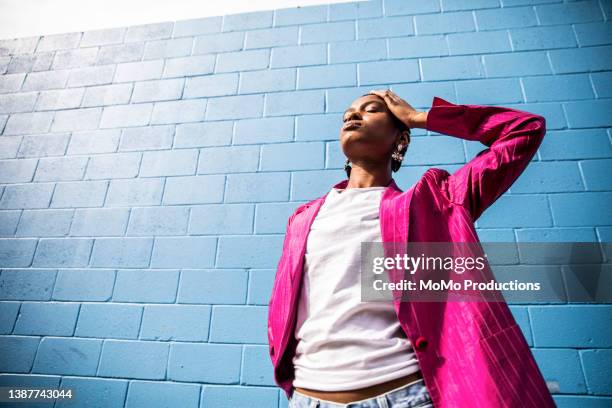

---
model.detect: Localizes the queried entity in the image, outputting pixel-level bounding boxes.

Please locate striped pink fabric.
[267,96,555,407]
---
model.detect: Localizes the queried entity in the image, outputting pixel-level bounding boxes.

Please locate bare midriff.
[294,370,423,404]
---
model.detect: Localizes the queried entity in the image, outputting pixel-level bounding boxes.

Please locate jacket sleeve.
[267,213,291,351]
[267,206,300,346]
[268,211,295,307]
[425,96,547,221]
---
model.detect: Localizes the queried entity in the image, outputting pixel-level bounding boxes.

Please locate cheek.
[365,114,395,134]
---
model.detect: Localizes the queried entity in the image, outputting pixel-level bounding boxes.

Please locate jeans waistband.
[291,377,432,408]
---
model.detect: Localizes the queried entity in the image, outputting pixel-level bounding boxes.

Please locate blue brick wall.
[0,1,611,407]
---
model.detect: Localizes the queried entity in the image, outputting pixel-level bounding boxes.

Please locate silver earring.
[392,145,404,162]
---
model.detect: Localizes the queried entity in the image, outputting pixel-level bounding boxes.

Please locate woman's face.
[340,94,400,165]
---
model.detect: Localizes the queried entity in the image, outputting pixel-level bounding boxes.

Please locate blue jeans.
[288,378,434,408]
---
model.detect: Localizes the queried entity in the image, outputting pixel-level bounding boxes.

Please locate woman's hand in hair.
[368,89,428,129]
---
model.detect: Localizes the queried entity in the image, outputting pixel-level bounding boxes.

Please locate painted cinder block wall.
[0,0,611,407]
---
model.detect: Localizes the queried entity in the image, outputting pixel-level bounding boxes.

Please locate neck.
[346,165,392,188]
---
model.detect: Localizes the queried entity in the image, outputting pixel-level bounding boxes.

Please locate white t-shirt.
[292,185,421,391]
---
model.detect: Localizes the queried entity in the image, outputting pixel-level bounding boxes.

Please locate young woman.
[267,89,555,407]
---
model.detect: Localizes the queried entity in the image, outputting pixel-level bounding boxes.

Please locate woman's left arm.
[418,96,547,221]
[369,90,547,221]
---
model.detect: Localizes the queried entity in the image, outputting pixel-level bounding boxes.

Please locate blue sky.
[0,0,361,40]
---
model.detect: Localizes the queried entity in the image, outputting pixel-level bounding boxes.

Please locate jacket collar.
[299,177,404,215]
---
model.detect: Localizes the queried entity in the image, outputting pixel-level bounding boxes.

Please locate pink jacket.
[267,96,555,407]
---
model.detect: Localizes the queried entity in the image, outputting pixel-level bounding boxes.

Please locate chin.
[341,130,369,144]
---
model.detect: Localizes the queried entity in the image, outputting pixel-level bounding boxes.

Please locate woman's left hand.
[368,89,427,129]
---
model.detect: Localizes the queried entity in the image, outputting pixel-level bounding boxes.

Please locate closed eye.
[342,101,380,122]
[343,108,378,122]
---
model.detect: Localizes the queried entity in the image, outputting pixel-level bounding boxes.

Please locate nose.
[345,111,362,122]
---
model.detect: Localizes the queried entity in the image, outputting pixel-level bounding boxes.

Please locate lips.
[343,120,362,130]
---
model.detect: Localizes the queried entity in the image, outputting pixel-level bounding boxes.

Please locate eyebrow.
[343,99,383,116]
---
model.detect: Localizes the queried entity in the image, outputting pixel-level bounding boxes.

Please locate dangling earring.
[391,144,404,162]
[344,158,352,178]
